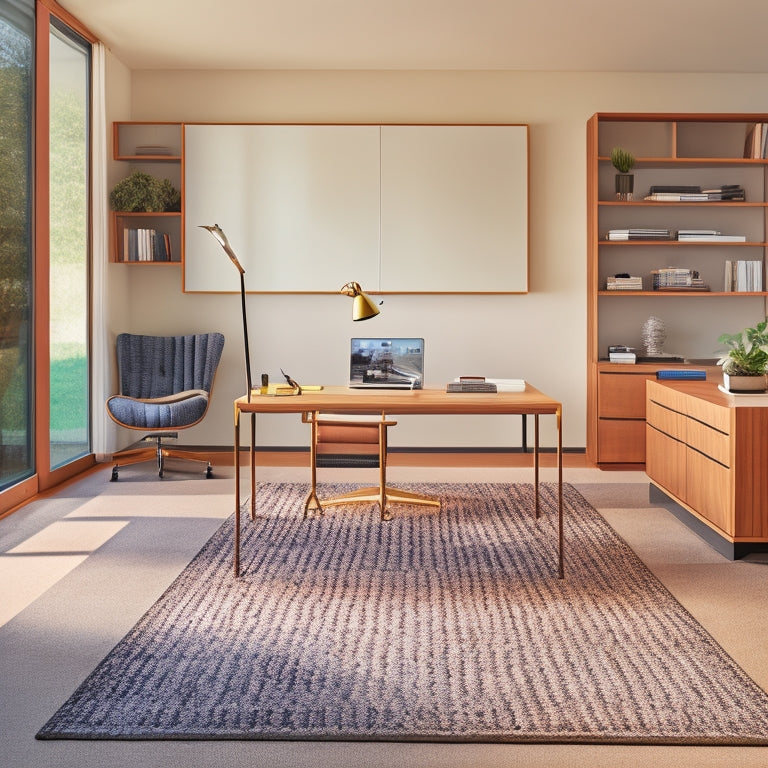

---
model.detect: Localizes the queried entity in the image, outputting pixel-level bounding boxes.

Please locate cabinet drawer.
[598,419,646,463]
[686,419,730,466]
[599,373,655,418]
[687,397,731,434]
[646,423,686,500]
[646,398,684,440]
[687,450,732,535]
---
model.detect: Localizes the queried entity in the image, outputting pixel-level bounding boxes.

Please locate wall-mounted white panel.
[183,124,381,293]
[380,125,528,293]
[183,123,528,294]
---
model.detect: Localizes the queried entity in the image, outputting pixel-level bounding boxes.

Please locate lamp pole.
[199,225,253,401]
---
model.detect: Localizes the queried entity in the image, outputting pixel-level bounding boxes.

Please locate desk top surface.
[235,384,561,416]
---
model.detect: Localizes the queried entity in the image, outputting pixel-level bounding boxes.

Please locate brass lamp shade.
[340,281,380,321]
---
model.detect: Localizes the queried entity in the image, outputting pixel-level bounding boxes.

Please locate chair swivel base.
[304,485,440,521]
[110,433,213,481]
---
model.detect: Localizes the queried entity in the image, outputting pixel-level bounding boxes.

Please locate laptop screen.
[349,338,424,389]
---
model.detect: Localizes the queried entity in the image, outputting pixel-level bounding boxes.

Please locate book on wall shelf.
[744,123,768,159]
[122,228,173,262]
[651,267,709,291]
[676,230,747,242]
[724,259,763,292]
[606,228,671,241]
[644,185,745,202]
[606,275,643,290]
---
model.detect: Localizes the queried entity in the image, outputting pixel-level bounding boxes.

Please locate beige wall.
[100,65,768,452]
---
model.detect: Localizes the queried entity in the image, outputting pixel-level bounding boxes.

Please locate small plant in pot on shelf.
[611,147,635,201]
[717,318,768,392]
[109,171,181,212]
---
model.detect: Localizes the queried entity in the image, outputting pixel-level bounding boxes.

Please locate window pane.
[0,7,34,490]
[49,25,89,469]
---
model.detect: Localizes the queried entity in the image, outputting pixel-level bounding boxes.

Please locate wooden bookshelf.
[587,113,768,467]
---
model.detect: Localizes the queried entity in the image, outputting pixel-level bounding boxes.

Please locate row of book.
[651,268,709,291]
[724,260,763,292]
[744,123,768,159]
[121,228,174,262]
[643,184,745,202]
[606,228,746,242]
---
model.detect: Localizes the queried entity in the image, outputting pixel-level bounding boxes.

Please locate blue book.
[656,370,706,380]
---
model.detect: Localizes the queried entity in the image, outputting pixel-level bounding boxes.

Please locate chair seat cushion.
[106,390,209,430]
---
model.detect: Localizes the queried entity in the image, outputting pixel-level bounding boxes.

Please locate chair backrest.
[116,333,225,399]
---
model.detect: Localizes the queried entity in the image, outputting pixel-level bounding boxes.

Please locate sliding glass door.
[0,1,34,492]
[0,0,95,514]
[48,20,90,469]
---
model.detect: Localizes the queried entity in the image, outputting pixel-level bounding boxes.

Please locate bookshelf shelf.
[587,112,768,468]
[110,123,183,264]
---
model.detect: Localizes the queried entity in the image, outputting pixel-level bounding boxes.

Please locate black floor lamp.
[199,224,254,400]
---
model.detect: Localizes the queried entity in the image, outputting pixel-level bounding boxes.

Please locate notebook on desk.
[349,338,424,389]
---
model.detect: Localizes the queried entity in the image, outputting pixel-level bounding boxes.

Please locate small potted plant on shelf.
[611,147,635,201]
[717,318,768,393]
[109,171,181,212]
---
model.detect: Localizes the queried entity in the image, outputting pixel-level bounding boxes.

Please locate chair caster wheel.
[205,465,213,479]
[111,468,119,482]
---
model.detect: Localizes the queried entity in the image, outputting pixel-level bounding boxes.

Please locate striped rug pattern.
[37,483,768,744]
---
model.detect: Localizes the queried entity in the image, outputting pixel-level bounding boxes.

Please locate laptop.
[349,338,424,389]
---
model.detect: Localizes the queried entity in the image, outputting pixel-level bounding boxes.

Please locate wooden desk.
[234,385,563,577]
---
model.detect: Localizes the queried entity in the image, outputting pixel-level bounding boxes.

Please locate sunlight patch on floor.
[0,520,128,628]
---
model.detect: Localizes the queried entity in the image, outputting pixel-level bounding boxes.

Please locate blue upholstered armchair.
[106,333,225,480]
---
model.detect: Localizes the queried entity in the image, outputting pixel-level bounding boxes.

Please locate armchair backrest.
[116,333,225,399]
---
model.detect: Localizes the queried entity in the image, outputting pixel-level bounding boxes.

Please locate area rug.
[37,482,768,744]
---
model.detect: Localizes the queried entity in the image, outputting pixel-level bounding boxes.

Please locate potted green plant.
[717,318,768,392]
[611,147,635,201]
[109,171,181,212]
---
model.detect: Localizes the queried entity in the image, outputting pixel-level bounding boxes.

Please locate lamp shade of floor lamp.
[199,224,253,401]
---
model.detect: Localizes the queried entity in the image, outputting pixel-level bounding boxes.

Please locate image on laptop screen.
[349,338,424,389]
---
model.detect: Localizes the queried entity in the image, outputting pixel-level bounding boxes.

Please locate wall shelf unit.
[111,122,182,264]
[587,113,768,468]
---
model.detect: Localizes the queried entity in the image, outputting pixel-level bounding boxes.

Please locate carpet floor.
[36,482,768,745]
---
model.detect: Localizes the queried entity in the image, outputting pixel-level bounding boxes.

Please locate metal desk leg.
[534,414,540,518]
[233,405,241,578]
[558,406,564,579]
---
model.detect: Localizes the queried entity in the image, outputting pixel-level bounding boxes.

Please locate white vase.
[723,372,767,393]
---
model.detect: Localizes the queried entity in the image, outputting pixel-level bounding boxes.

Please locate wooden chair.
[301,411,440,520]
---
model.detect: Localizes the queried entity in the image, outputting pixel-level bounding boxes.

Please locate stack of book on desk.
[606,275,643,290]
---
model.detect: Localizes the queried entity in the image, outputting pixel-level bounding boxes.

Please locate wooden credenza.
[646,379,768,558]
